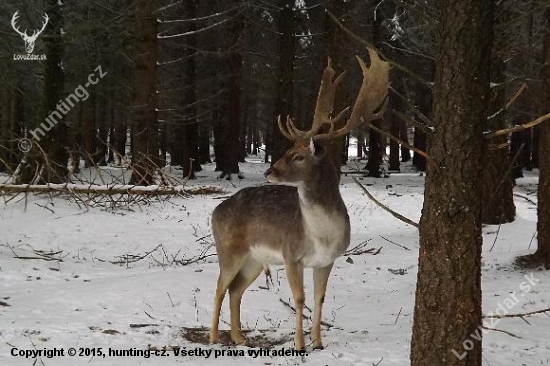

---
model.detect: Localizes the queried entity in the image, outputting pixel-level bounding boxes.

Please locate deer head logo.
[11,11,49,54]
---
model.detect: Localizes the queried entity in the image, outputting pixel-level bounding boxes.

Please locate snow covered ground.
[0,158,548,365]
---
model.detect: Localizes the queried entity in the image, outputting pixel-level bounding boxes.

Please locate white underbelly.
[250,245,285,265]
[300,238,345,268]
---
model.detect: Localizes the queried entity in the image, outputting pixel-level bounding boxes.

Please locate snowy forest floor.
[0,157,549,366]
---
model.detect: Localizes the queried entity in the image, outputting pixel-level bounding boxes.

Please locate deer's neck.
[297,159,344,211]
[296,159,349,267]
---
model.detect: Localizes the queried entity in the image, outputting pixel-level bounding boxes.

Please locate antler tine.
[38,13,49,35]
[277,57,346,142]
[31,13,49,39]
[313,47,389,141]
[277,115,295,141]
[11,11,28,37]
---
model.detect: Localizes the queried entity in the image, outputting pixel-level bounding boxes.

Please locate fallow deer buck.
[210,47,389,350]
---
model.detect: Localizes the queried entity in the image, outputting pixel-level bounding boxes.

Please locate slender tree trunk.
[324,0,353,176]
[82,93,96,167]
[412,128,426,171]
[96,85,108,166]
[182,0,200,178]
[222,14,243,177]
[532,125,540,168]
[517,5,550,268]
[272,0,296,164]
[252,122,259,155]
[357,131,364,159]
[131,0,159,185]
[367,120,383,177]
[400,120,411,162]
[389,113,400,171]
[411,0,493,365]
[239,100,248,163]
[412,76,432,172]
[510,129,524,178]
[198,123,211,164]
[15,0,70,183]
[537,6,550,267]
[0,88,8,173]
[481,45,515,224]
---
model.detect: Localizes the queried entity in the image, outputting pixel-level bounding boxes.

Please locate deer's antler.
[278,47,390,142]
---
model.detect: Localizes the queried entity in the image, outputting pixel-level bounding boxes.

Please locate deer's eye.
[292,155,305,162]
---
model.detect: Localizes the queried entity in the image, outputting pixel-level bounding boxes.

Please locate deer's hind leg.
[228,255,263,345]
[210,247,248,344]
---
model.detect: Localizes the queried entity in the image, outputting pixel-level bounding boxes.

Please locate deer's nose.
[264,167,273,177]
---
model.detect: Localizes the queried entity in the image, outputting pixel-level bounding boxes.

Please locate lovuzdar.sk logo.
[11,10,48,61]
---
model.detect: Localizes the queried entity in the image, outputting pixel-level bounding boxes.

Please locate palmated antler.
[279,47,390,142]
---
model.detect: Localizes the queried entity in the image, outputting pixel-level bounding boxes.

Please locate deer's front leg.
[312,263,333,350]
[285,261,305,350]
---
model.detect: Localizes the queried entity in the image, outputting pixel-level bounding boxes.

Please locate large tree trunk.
[131,0,160,185]
[410,0,493,365]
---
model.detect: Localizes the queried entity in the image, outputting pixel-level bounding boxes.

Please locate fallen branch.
[362,124,432,162]
[513,193,537,206]
[393,110,433,134]
[278,298,340,330]
[481,326,522,339]
[488,82,528,121]
[484,111,550,139]
[344,239,382,256]
[379,235,411,251]
[483,307,550,319]
[0,183,224,196]
[327,11,431,87]
[352,178,419,228]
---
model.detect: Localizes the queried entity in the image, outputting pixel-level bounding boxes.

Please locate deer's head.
[265,47,390,184]
[12,11,49,54]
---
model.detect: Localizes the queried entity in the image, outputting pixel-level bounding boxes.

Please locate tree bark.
[410,0,493,365]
